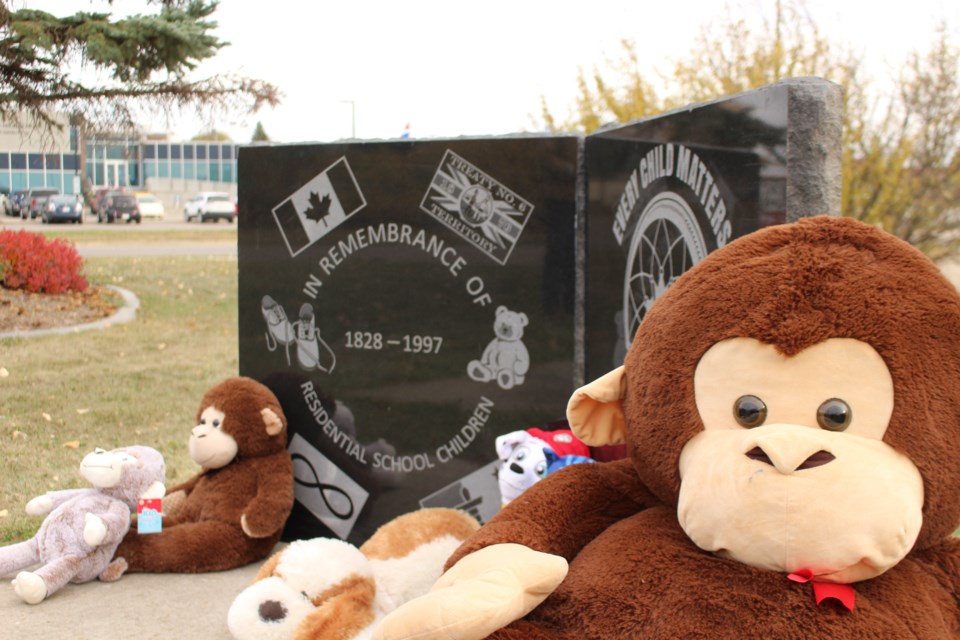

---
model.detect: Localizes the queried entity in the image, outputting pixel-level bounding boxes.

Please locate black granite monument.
[238,78,841,543]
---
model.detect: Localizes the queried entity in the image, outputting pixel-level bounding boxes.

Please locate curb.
[0,285,140,339]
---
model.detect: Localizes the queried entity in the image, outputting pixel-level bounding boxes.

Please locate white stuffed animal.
[0,446,164,603]
[227,508,480,640]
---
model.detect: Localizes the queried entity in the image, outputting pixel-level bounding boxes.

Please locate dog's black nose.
[259,600,287,623]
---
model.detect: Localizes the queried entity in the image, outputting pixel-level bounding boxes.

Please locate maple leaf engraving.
[302,190,333,224]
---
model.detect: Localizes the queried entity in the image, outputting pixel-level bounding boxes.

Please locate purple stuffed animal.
[0,445,165,604]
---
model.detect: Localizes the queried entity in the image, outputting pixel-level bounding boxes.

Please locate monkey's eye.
[817,398,852,431]
[212,419,221,429]
[733,395,767,428]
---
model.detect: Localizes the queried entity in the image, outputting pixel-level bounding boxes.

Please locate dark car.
[100,193,140,223]
[91,187,124,219]
[42,195,84,224]
[10,189,29,217]
[24,188,59,219]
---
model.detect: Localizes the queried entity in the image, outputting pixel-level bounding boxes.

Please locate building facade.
[0,116,238,208]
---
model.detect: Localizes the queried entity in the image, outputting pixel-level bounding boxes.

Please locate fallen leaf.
[76,408,90,415]
[0,367,9,377]
[42,413,51,422]
[11,430,25,439]
[157,343,167,351]
[0,510,8,518]
[63,441,80,449]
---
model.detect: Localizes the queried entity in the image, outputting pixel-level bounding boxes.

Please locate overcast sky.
[19,0,960,143]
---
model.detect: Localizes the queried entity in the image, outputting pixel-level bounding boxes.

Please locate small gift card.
[137,498,162,534]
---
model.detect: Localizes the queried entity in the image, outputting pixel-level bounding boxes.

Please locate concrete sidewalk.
[2,553,271,639]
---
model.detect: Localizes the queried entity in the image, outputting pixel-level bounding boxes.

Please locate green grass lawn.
[0,252,238,542]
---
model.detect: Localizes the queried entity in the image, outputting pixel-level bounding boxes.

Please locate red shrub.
[0,229,88,294]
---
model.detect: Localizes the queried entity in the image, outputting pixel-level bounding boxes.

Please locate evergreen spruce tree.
[0,0,279,133]
[251,120,269,142]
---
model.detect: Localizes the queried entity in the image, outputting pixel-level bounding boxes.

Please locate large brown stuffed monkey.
[376,216,960,639]
[114,377,294,573]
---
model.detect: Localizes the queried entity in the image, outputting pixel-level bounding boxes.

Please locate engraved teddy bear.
[467,305,530,390]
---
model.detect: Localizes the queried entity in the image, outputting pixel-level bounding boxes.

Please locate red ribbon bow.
[788,569,856,612]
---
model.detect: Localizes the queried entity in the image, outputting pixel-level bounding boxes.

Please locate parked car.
[184,191,235,223]
[90,187,124,219]
[10,189,29,217]
[133,192,165,219]
[23,188,59,219]
[99,192,140,224]
[42,195,83,224]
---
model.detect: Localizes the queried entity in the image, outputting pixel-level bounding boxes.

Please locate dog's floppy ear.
[252,549,284,582]
[297,575,377,638]
[495,430,537,460]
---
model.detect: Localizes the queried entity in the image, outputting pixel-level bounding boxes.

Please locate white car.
[134,192,165,219]
[184,191,235,223]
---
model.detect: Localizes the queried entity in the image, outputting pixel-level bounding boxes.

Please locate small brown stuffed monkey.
[114,377,294,573]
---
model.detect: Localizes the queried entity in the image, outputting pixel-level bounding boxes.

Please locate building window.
[183,145,194,160]
[158,144,168,160]
[208,144,219,160]
[143,144,155,159]
[63,155,78,171]
[11,153,25,170]
[196,145,207,160]
[28,154,43,170]
[0,153,8,169]
[171,144,181,160]
[45,154,61,170]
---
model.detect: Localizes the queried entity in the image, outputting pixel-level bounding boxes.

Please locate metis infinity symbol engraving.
[290,452,355,520]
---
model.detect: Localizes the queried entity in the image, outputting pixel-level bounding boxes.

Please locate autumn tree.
[543,1,960,259]
[191,128,230,141]
[0,0,280,135]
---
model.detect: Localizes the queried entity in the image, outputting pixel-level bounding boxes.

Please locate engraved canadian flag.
[272,157,367,257]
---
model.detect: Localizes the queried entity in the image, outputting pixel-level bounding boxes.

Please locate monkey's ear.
[261,408,284,436]
[567,366,626,446]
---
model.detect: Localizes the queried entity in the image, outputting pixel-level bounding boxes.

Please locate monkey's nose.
[746,446,835,473]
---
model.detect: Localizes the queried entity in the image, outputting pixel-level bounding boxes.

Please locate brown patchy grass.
[0,253,238,542]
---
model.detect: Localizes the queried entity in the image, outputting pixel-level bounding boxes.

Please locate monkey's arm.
[449,457,657,567]
[376,459,658,640]
[240,452,294,538]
